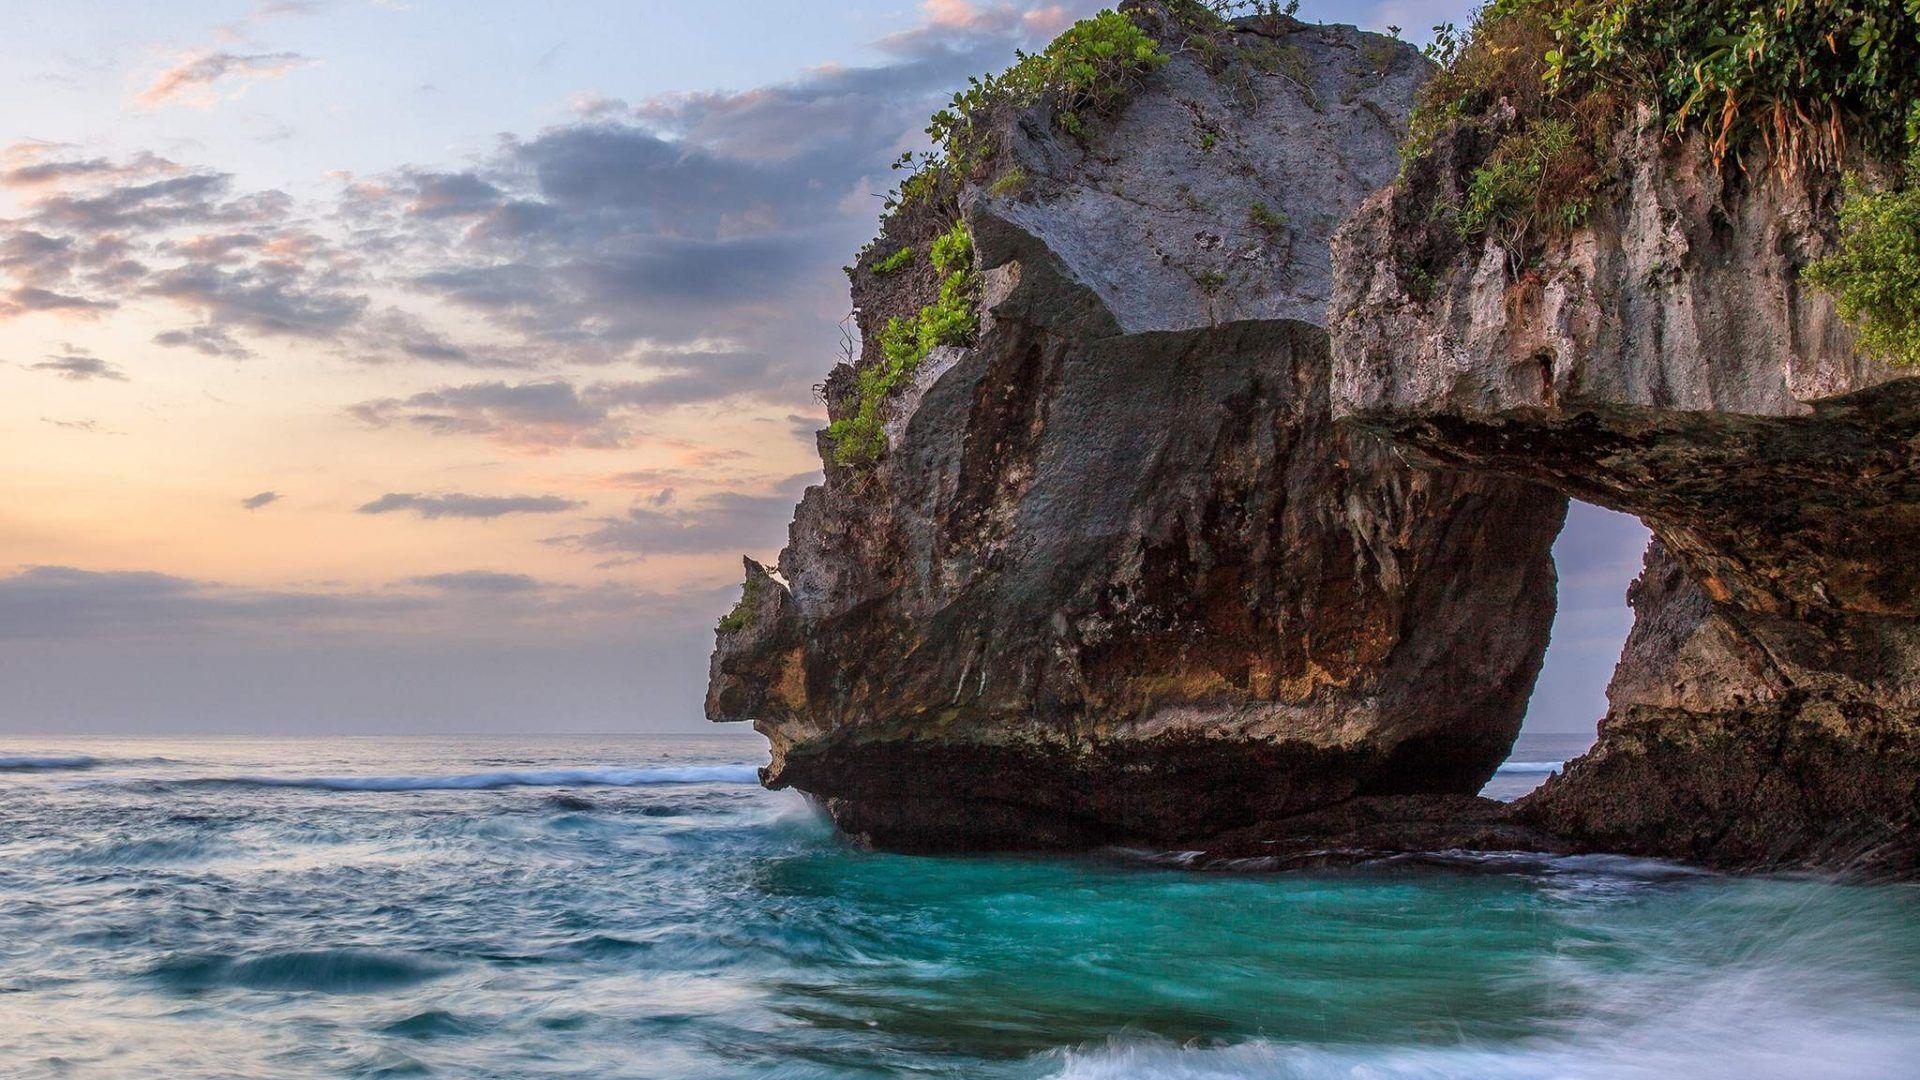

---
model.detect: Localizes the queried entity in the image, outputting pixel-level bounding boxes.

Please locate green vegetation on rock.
[828,222,980,466]
[716,573,765,635]
[873,245,916,275]
[1408,0,1920,270]
[891,9,1166,211]
[1248,200,1289,234]
[1806,108,1920,368]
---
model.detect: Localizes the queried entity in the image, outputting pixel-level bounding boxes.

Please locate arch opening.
[1481,500,1650,802]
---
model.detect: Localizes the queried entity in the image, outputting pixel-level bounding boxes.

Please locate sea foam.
[0,754,99,771]
[1493,759,1564,775]
[182,764,761,792]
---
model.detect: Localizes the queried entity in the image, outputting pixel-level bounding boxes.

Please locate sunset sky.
[0,0,1643,733]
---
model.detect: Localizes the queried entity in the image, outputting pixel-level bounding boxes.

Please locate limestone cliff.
[708,8,1566,851]
[1332,112,1920,874]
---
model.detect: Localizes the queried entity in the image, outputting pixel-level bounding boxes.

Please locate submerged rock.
[1332,116,1920,874]
[708,8,1565,851]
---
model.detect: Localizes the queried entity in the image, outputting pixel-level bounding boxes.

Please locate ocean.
[0,732,1915,1079]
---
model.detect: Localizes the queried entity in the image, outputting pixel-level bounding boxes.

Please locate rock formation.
[709,3,1920,876]
[1332,117,1920,874]
[708,9,1568,851]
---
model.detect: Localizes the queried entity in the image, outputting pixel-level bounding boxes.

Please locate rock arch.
[706,8,1918,874]
[1330,124,1920,874]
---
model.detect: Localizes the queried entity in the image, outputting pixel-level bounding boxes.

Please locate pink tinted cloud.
[134,50,311,109]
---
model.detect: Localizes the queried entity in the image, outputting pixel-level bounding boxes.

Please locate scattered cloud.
[40,417,113,433]
[344,366,784,451]
[0,0,1096,405]
[0,564,679,642]
[406,570,541,593]
[154,323,253,359]
[356,491,585,520]
[240,491,281,510]
[549,474,811,558]
[28,345,127,381]
[134,50,313,109]
[0,564,407,639]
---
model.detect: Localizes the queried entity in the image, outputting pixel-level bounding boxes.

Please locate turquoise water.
[0,734,1915,1079]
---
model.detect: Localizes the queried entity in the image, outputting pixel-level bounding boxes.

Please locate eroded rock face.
[1332,120,1920,873]
[707,12,1567,851]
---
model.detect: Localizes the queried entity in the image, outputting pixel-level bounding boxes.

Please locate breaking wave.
[0,753,99,771]
[1494,759,1564,775]
[175,764,763,792]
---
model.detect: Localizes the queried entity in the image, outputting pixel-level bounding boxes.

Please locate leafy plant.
[716,574,764,634]
[895,9,1166,211]
[1538,0,1920,174]
[1248,200,1289,233]
[1806,179,1920,367]
[1458,117,1598,270]
[1805,109,1920,367]
[988,166,1030,197]
[828,222,980,466]
[873,245,915,275]
[1404,0,1920,277]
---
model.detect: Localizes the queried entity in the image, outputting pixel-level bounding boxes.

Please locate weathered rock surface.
[1333,119,1920,874]
[708,10,1568,852]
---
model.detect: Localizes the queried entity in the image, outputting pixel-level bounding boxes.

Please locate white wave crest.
[1041,1022,1920,1080]
[1493,760,1564,775]
[1043,881,1920,1080]
[0,754,99,771]
[204,764,761,792]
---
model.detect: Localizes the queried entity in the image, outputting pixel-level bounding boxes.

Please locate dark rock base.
[773,730,1521,854]
[1516,705,1920,878]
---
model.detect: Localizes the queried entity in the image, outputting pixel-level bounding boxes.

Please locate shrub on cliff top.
[1410,0,1920,267]
[891,9,1165,211]
[1537,0,1920,173]
[716,572,764,635]
[827,222,980,466]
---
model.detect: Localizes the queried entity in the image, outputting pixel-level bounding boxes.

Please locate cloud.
[348,379,635,449]
[1,0,1096,398]
[875,0,1092,55]
[0,145,178,189]
[0,565,410,639]
[144,260,367,337]
[0,150,355,359]
[154,323,253,359]
[40,417,114,433]
[241,491,281,510]
[406,570,541,593]
[28,346,127,381]
[134,50,313,109]
[356,491,585,520]
[3,286,117,317]
[550,475,811,558]
[0,564,679,643]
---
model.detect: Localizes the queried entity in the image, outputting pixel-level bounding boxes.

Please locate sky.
[0,0,1644,735]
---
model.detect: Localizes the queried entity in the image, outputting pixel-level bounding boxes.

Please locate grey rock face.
[1332,117,1920,874]
[1332,120,1889,421]
[989,7,1426,334]
[706,9,1567,851]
